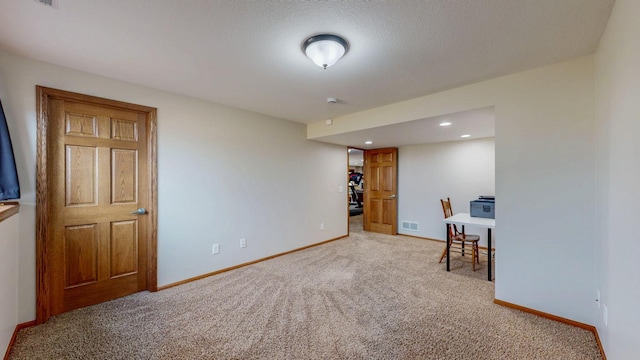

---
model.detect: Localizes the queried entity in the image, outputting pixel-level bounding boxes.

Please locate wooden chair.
[439,197,480,271]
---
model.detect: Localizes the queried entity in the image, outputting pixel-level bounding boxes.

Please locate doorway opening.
[348,147,364,231]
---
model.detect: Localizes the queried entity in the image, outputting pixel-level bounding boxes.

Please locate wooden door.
[36,87,157,323]
[363,148,398,234]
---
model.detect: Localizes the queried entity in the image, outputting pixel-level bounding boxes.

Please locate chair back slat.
[440,197,459,237]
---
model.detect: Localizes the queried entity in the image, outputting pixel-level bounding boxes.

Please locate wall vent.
[401,221,419,232]
[35,0,59,9]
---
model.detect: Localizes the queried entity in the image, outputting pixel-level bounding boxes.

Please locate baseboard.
[494,299,606,360]
[593,325,607,360]
[158,234,349,291]
[400,234,495,251]
[400,234,443,243]
[4,320,36,360]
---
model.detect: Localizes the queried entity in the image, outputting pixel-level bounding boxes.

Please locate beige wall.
[310,56,596,325]
[0,212,19,355]
[594,0,640,357]
[398,137,495,247]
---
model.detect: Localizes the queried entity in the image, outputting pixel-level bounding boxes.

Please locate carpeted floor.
[9,215,601,359]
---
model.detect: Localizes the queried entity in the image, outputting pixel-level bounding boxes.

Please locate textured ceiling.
[0,0,614,126]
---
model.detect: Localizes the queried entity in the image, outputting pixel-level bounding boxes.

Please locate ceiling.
[319,106,495,148]
[349,149,364,168]
[0,0,613,145]
[347,107,493,165]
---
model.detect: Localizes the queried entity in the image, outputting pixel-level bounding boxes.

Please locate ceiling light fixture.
[302,34,349,69]
[365,141,373,145]
[439,121,452,126]
[461,134,471,138]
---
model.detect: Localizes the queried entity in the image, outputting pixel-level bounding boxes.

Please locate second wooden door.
[363,148,398,234]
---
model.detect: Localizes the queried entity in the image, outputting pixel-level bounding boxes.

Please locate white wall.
[0,49,348,322]
[594,0,640,357]
[398,137,495,247]
[0,213,19,356]
[310,56,596,325]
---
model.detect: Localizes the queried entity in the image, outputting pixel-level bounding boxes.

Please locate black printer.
[470,196,495,219]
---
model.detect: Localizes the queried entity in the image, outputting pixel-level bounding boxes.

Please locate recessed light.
[460,134,471,138]
[365,141,373,145]
[439,122,452,126]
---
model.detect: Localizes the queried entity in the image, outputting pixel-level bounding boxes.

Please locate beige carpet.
[9,215,601,359]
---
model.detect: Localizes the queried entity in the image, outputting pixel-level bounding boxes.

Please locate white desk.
[442,213,495,281]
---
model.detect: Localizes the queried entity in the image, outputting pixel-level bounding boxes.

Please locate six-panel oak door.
[44,95,151,316]
[363,148,398,235]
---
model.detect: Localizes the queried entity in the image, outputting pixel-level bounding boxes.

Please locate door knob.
[130,208,148,215]
[389,194,396,199]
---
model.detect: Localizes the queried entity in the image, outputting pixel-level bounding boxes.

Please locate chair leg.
[471,245,476,271]
[438,239,451,263]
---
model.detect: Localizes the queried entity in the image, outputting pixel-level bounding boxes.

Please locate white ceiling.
[348,149,364,168]
[320,106,495,148]
[0,0,613,145]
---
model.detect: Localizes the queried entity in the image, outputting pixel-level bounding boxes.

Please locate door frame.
[35,86,158,324]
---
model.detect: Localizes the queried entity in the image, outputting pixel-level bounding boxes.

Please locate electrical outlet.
[240,238,246,248]
[320,223,325,231]
[596,289,600,308]
[603,304,608,327]
[212,243,220,255]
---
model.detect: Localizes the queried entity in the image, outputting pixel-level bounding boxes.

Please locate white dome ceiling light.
[302,34,349,69]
